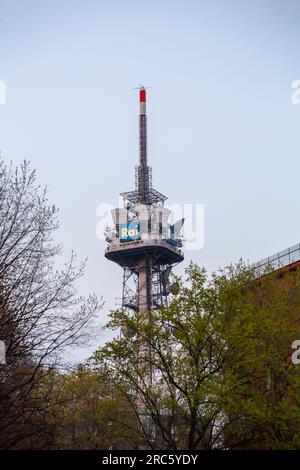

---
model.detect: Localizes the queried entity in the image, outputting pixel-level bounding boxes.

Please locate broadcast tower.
[104,87,184,315]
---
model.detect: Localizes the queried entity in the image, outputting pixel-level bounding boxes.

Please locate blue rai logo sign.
[120,221,140,242]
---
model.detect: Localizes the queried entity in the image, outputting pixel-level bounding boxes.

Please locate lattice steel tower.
[104,87,184,315]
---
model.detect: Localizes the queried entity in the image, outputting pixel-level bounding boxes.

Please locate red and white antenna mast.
[120,86,167,205]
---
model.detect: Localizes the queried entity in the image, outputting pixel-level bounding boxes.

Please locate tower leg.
[138,260,148,313]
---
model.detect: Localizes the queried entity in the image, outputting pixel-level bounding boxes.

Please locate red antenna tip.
[140,89,146,103]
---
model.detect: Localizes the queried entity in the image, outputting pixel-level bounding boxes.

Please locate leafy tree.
[40,366,139,449]
[93,262,300,450]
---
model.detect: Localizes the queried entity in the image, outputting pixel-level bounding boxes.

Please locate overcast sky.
[1,0,300,359]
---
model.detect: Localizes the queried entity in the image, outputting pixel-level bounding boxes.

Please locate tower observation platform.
[105,236,183,267]
[104,87,184,313]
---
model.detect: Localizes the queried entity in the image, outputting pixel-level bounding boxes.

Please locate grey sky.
[1,0,300,358]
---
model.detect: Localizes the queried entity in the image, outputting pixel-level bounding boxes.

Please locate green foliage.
[42,366,139,449]
[92,262,300,450]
